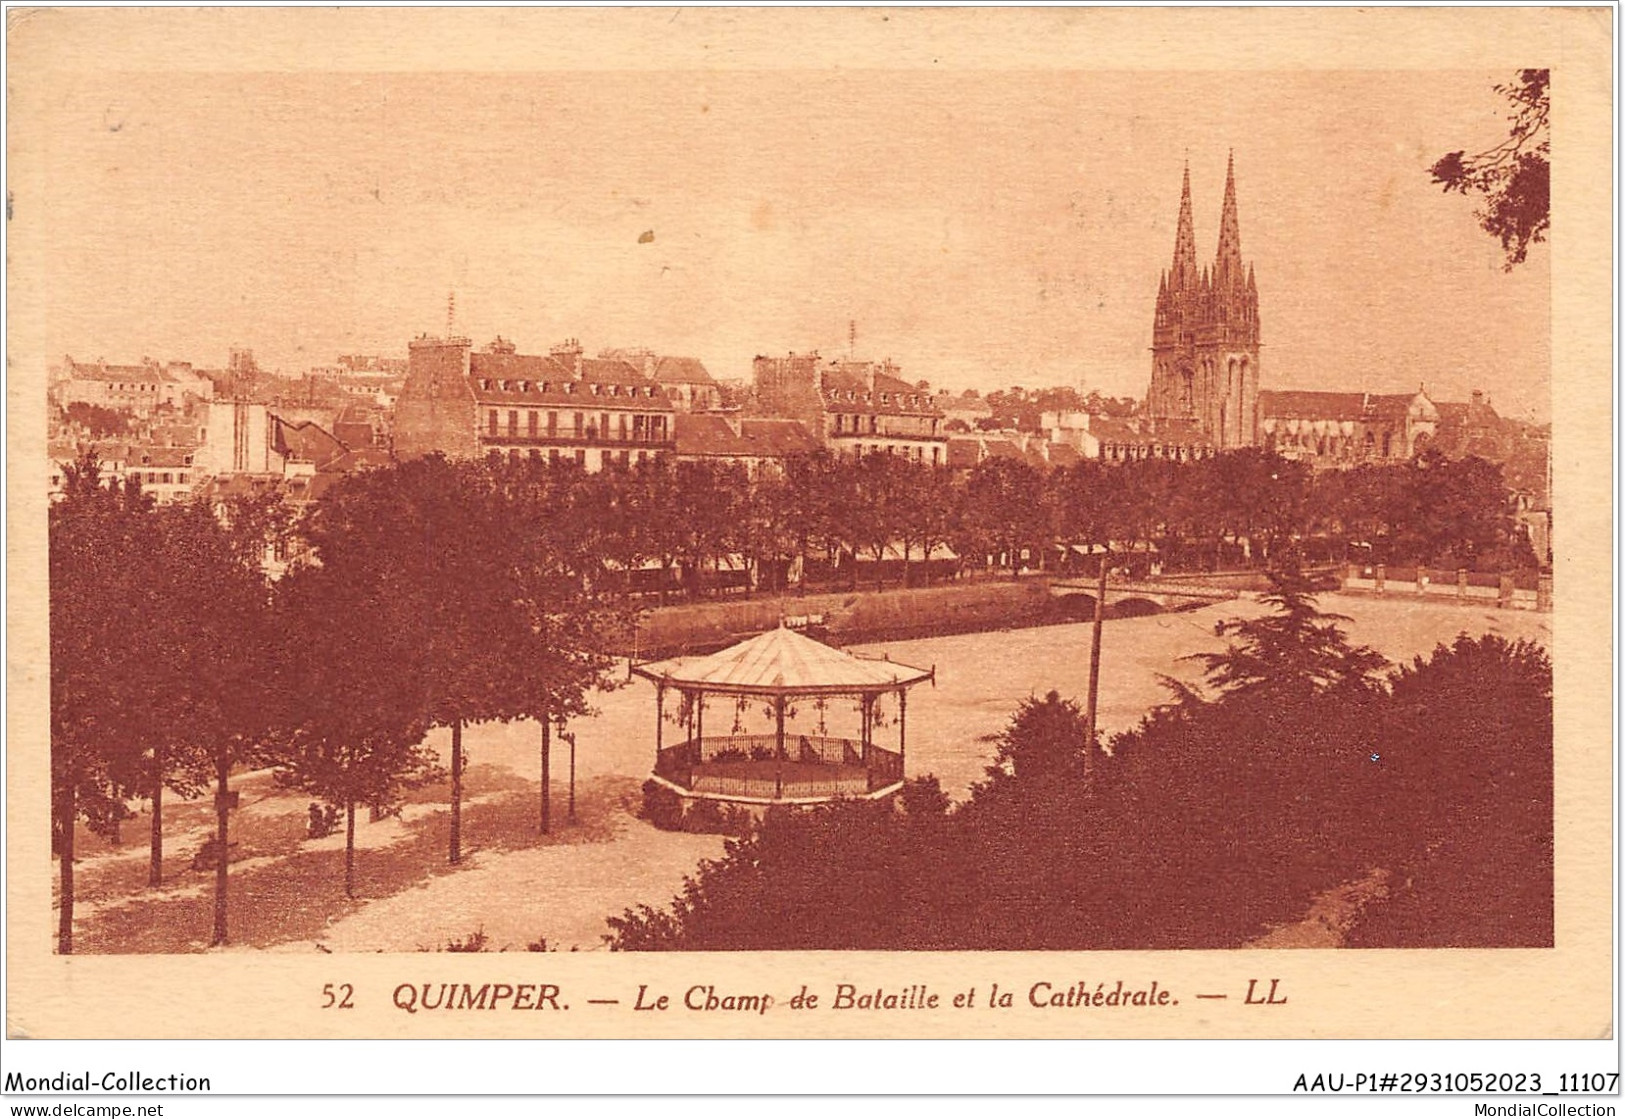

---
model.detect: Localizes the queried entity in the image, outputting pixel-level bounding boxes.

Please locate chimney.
[1470,389,1484,406]
[551,338,585,377]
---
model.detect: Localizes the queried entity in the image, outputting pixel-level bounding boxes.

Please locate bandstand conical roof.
[633,624,932,696]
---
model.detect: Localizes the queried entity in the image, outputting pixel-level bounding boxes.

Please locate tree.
[978,690,1088,789]
[957,457,1047,577]
[52,450,289,948]
[275,562,440,898]
[62,402,130,437]
[1186,568,1389,706]
[1430,69,1549,269]
[50,455,145,952]
[1348,635,1552,946]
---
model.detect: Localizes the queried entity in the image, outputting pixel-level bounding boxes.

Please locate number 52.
[322,983,354,1009]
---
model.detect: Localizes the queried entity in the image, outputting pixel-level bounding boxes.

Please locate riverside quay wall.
[625,578,1056,659]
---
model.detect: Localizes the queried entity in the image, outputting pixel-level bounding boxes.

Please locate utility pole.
[1082,551,1109,778]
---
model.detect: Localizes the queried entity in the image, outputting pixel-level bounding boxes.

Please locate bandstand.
[632,624,934,805]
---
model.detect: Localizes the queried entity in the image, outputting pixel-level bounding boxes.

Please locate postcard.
[5,6,1613,1073]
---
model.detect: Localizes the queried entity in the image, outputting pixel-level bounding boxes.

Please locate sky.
[20,67,1550,419]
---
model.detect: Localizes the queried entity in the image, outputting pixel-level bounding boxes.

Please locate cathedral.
[1146,154,1261,450]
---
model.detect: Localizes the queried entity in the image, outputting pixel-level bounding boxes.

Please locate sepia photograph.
[4,4,1614,1082]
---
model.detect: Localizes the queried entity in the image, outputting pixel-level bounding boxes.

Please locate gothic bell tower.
[1147,154,1261,449]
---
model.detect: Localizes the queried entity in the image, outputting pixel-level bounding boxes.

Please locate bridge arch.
[1107,597,1165,619]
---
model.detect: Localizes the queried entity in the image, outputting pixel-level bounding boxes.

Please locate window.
[488,410,499,435]
[161,472,172,484]
[541,381,551,394]
[591,384,601,396]
[573,412,584,436]
[528,410,539,436]
[564,382,575,394]
[499,380,510,392]
[479,379,491,391]
[547,411,558,436]
[600,413,609,439]
[508,410,519,436]
[519,380,529,393]
[575,449,586,466]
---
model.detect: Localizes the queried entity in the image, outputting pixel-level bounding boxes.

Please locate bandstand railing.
[654,736,905,801]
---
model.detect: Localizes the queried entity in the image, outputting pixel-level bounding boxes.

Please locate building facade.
[1258,389,1439,466]
[1146,156,1261,450]
[394,335,677,470]
[751,352,947,463]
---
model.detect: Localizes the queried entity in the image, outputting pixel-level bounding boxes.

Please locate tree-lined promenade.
[50,442,1538,952]
[453,445,1532,600]
[50,453,624,952]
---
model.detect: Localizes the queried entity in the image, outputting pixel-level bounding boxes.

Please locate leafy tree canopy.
[1431,69,1549,269]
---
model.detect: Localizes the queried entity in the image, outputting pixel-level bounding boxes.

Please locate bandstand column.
[898,687,907,763]
[695,690,705,766]
[774,695,786,800]
[655,684,665,757]
[861,694,873,764]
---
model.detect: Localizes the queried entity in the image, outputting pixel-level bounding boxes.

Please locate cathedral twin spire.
[1157,152,1257,330]
[1148,153,1262,449]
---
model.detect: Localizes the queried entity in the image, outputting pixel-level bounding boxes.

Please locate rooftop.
[634,624,932,696]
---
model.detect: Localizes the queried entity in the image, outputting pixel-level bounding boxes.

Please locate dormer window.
[881,393,891,405]
[479,379,491,391]
[541,381,551,393]
[499,380,511,392]
[518,380,530,393]
[591,384,601,396]
[565,382,576,394]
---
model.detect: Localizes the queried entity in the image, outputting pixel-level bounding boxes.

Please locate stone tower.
[1147,154,1261,449]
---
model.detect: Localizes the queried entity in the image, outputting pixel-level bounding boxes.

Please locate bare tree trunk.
[211,748,230,946]
[540,716,552,834]
[344,799,357,899]
[449,719,463,865]
[149,741,164,887]
[57,780,75,955]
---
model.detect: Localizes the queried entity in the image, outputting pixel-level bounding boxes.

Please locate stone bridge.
[1047,575,1242,617]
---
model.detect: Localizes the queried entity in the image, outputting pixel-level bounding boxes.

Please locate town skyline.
[21,69,1550,420]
